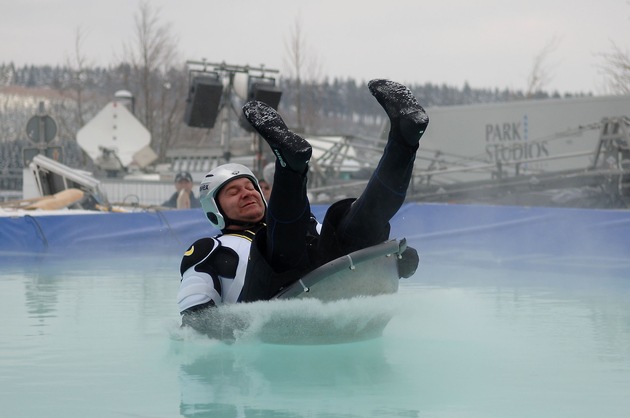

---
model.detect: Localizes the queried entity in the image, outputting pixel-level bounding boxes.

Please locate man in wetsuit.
[177,79,428,330]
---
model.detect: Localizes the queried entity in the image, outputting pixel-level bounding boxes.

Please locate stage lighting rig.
[183,60,282,129]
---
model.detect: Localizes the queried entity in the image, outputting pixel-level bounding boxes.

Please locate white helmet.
[199,163,266,229]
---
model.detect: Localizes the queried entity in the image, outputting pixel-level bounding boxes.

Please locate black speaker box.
[251,84,283,110]
[238,82,283,132]
[184,76,223,128]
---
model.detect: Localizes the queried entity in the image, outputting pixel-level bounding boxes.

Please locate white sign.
[77,102,151,167]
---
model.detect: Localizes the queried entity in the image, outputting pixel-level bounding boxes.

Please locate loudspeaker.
[251,83,283,110]
[239,77,283,132]
[184,76,223,128]
[247,77,282,109]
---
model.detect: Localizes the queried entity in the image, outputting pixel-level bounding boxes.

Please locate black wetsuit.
[178,134,419,314]
[179,79,425,321]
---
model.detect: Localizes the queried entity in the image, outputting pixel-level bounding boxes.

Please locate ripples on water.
[1,253,630,417]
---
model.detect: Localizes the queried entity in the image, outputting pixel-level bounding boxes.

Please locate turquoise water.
[1,254,630,418]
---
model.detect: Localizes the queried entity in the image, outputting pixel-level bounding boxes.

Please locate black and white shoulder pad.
[179,237,219,275]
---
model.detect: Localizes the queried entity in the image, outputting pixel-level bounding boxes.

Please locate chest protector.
[178,226,310,311]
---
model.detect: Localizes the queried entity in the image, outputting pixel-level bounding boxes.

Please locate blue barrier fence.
[2,204,629,271]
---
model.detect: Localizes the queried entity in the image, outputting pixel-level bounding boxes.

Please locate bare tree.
[60,26,106,131]
[156,68,188,160]
[122,1,180,158]
[599,41,630,94]
[284,16,324,132]
[48,25,109,169]
[526,36,561,98]
[68,27,89,127]
[284,17,306,130]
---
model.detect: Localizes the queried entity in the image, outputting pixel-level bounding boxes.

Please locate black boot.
[368,79,429,148]
[242,101,312,174]
[333,81,428,253]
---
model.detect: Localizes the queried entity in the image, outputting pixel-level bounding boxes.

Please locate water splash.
[170,293,405,345]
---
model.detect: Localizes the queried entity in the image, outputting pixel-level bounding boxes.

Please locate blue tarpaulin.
[0,209,210,256]
[1,204,629,271]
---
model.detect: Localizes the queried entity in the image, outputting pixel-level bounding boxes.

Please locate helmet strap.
[221,217,263,231]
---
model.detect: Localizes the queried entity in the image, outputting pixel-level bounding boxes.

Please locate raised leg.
[242,101,312,174]
[335,80,429,252]
[242,101,313,272]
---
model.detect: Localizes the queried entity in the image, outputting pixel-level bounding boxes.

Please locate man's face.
[217,177,265,228]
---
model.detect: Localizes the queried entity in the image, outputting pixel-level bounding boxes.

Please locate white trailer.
[416,95,630,185]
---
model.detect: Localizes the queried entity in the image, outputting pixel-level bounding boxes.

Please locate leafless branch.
[526,36,561,97]
[599,41,630,95]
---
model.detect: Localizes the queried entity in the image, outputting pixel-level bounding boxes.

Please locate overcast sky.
[2,0,629,95]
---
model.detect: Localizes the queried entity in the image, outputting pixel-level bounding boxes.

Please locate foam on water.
[170,293,404,345]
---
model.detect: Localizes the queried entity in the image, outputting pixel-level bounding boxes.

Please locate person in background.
[177,79,425,331]
[262,162,275,190]
[162,171,201,209]
[257,162,275,201]
[258,179,272,201]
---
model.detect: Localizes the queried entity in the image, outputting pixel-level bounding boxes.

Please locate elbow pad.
[177,272,221,312]
[178,237,222,312]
